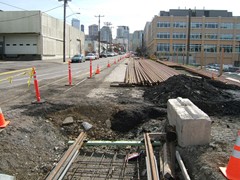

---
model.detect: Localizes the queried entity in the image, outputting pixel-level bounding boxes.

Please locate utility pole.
[104,22,112,51]
[95,15,104,56]
[186,8,192,65]
[59,0,71,62]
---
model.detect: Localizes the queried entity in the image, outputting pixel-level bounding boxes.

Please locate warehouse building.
[144,9,240,66]
[0,11,84,60]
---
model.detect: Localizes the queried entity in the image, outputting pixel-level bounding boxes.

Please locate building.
[144,9,240,66]
[0,11,85,60]
[88,24,98,41]
[71,18,80,30]
[100,26,112,44]
[81,24,84,32]
[131,30,143,52]
[116,26,130,51]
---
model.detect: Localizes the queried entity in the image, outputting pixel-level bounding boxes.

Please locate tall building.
[81,24,84,32]
[88,24,98,41]
[132,30,143,52]
[100,26,112,43]
[71,18,80,30]
[117,26,130,51]
[144,9,240,66]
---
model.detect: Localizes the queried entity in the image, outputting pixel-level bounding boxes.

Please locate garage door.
[5,35,38,54]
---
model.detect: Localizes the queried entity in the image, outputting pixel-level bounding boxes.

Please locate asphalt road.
[0,56,122,89]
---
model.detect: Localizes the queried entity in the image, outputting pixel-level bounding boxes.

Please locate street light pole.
[95,15,104,56]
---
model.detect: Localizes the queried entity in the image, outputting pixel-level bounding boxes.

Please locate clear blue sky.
[1,0,240,38]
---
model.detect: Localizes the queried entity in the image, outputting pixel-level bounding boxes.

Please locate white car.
[85,53,96,60]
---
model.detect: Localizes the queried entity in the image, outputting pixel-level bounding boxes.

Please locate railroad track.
[45,132,182,180]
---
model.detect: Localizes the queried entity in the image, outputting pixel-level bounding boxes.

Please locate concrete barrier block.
[167,97,211,147]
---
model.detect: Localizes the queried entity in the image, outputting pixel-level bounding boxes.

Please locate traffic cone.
[95,64,100,74]
[220,131,240,180]
[0,108,10,128]
[107,61,111,68]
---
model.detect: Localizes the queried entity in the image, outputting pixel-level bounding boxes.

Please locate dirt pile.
[143,74,240,116]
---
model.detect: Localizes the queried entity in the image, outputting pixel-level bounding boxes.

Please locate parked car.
[85,53,96,60]
[94,52,99,59]
[106,52,114,57]
[71,54,85,63]
[100,52,108,58]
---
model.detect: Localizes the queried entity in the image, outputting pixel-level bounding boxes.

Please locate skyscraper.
[88,24,98,40]
[71,18,80,30]
[81,24,84,32]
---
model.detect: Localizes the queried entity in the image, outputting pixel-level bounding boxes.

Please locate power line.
[0,1,27,11]
[0,5,63,23]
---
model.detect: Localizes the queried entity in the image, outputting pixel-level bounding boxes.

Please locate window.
[13,44,17,46]
[33,44,37,46]
[173,44,186,52]
[157,43,170,51]
[220,45,232,53]
[157,32,170,39]
[204,44,217,52]
[220,34,233,40]
[190,44,202,52]
[220,23,233,29]
[235,35,240,40]
[157,22,170,28]
[191,22,202,28]
[6,44,10,46]
[173,33,186,39]
[191,33,202,39]
[26,44,30,46]
[19,44,23,46]
[204,34,218,40]
[173,22,186,28]
[235,24,240,29]
[205,23,218,29]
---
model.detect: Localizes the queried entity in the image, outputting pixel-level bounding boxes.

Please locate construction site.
[0,56,240,180]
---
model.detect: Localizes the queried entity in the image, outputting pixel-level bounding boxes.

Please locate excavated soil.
[1,65,240,180]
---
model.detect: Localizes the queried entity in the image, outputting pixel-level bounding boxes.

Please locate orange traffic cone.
[220,131,240,180]
[107,61,111,68]
[95,64,100,74]
[0,108,10,128]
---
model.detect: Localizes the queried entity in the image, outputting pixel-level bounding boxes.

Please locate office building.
[144,9,240,65]
[81,24,84,32]
[88,24,98,41]
[71,18,80,30]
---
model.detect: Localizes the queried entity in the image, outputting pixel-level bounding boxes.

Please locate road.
[0,56,121,89]
[0,56,123,105]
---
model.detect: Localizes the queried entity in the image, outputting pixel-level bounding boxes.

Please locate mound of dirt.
[111,105,166,132]
[143,74,240,116]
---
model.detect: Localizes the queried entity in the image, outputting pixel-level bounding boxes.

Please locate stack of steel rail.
[124,59,179,86]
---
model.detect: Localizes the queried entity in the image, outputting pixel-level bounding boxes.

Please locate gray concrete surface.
[167,97,211,147]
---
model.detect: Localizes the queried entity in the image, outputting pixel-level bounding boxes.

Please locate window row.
[156,33,239,40]
[157,43,238,53]
[6,43,37,46]
[157,22,240,29]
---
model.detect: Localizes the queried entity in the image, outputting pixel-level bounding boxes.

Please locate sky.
[1,0,240,38]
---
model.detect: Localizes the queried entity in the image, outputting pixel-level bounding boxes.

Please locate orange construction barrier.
[220,131,240,180]
[0,108,10,128]
[107,61,111,68]
[95,64,100,74]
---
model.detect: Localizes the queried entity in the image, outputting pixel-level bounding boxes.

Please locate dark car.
[71,54,85,63]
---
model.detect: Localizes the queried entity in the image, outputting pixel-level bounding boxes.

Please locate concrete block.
[167,97,211,147]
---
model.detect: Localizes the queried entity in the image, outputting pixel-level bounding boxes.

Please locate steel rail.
[46,132,86,180]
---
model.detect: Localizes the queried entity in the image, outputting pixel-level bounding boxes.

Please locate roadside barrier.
[32,67,42,103]
[89,58,93,78]
[107,60,111,68]
[95,64,100,74]
[67,61,72,86]
[220,131,240,179]
[0,68,32,86]
[0,107,10,128]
